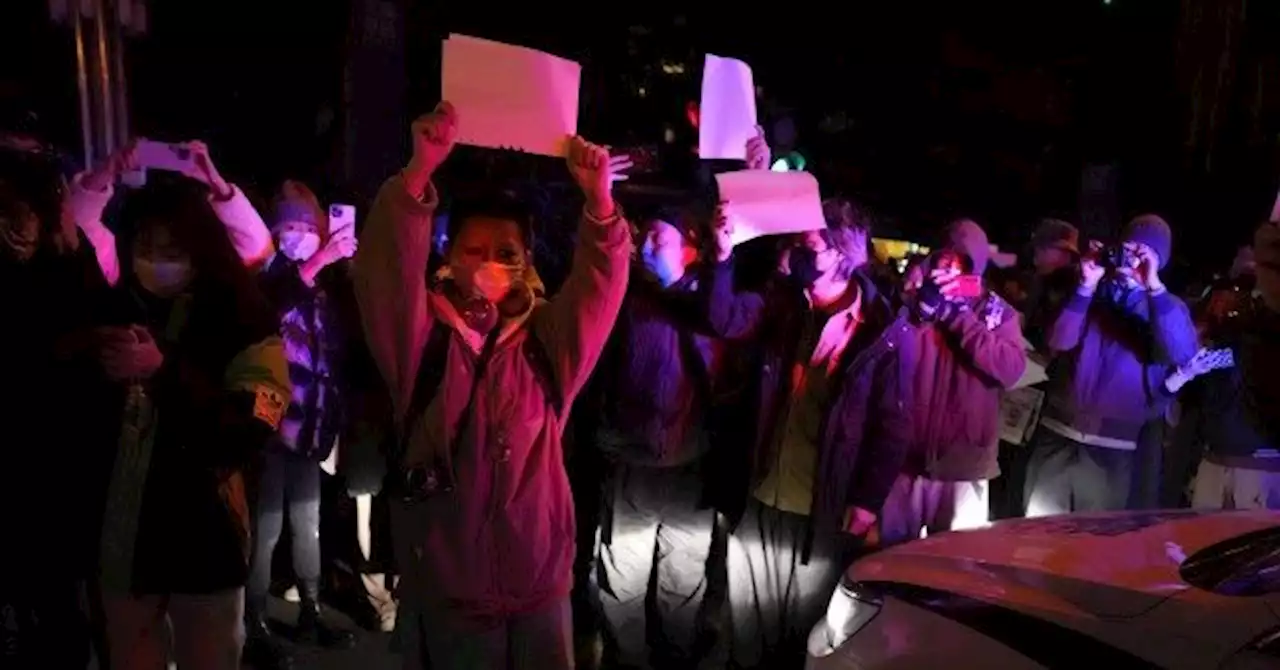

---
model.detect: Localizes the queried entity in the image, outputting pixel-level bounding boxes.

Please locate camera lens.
[330,206,341,217]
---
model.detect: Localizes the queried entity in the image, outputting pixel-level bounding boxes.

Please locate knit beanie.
[1123,214,1172,269]
[271,180,326,237]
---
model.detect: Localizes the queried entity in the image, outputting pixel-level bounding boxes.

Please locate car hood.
[850,510,1279,619]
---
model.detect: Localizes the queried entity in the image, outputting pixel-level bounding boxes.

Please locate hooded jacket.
[354,175,630,619]
[901,220,1026,482]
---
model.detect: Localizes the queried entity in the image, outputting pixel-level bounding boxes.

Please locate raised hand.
[566,136,615,219]
[324,230,358,261]
[1080,240,1106,293]
[711,202,734,263]
[81,141,139,192]
[745,126,771,171]
[1129,242,1165,293]
[408,101,458,182]
[182,140,233,199]
[608,154,634,185]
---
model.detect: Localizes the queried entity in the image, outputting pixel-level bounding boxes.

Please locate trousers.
[1023,428,1132,517]
[726,498,849,670]
[101,588,245,670]
[594,461,714,667]
[879,473,991,545]
[247,449,322,611]
[397,597,574,670]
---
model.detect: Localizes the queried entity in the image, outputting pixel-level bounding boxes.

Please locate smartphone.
[135,139,194,174]
[328,203,356,238]
[948,274,984,299]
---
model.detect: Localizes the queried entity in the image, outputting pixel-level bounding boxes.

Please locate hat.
[946,218,990,275]
[1031,219,1079,255]
[271,180,325,236]
[1123,214,1172,269]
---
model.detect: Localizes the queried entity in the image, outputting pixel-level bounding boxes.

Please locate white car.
[806,510,1280,669]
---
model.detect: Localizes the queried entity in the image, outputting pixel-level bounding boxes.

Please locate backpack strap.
[388,322,455,470]
[522,330,563,416]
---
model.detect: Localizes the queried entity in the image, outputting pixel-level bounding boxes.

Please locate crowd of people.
[3,96,1280,670]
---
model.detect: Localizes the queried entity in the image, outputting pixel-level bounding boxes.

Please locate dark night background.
[4,0,1280,279]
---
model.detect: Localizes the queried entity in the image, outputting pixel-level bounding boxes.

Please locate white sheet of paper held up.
[442,34,581,157]
[699,54,757,160]
[715,170,825,246]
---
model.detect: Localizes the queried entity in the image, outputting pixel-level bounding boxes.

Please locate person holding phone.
[91,178,290,670]
[68,139,275,284]
[243,181,358,668]
[880,218,1027,545]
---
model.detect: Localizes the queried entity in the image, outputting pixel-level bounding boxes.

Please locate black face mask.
[787,247,825,287]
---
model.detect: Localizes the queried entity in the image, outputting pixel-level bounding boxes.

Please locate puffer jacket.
[260,256,345,461]
[354,175,630,619]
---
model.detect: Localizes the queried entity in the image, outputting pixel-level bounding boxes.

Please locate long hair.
[116,177,275,345]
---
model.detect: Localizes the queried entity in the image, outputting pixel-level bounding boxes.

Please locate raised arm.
[939,297,1027,389]
[532,137,632,407]
[352,105,455,418]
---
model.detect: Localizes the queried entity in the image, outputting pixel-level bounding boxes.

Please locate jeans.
[247,450,322,612]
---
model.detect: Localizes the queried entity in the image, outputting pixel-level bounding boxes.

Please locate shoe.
[297,581,357,650]
[243,613,294,670]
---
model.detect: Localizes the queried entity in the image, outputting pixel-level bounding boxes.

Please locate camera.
[392,459,455,504]
[330,205,344,218]
[1101,244,1135,271]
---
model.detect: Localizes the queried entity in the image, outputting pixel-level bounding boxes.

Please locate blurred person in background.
[244,180,358,669]
[0,123,108,669]
[1023,218,1080,352]
[1170,268,1276,510]
[1240,221,1280,448]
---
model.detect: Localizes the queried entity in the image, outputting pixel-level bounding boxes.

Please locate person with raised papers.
[353,102,631,670]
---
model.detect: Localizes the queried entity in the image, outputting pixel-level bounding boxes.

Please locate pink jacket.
[354,175,630,618]
[67,173,275,284]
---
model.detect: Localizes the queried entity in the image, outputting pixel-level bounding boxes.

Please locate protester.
[585,204,716,669]
[881,219,1025,543]
[699,156,915,666]
[90,176,290,670]
[1024,215,1198,515]
[354,102,632,670]
[1171,279,1278,510]
[244,180,358,669]
[1024,218,1080,351]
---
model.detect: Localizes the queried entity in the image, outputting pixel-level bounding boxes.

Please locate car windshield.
[1180,525,1280,597]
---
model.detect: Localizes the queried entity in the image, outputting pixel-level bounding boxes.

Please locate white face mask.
[279,231,321,261]
[135,257,193,297]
